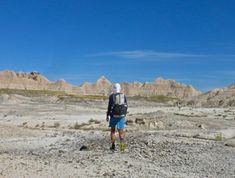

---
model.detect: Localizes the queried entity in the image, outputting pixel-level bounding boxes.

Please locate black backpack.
[111,93,128,117]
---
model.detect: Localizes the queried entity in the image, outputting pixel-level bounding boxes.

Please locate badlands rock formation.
[186,83,235,107]
[121,77,201,98]
[0,71,49,90]
[74,76,201,98]
[72,76,112,95]
[0,71,200,98]
[0,71,73,92]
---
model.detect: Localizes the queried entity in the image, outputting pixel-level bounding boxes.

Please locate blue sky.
[0,0,235,91]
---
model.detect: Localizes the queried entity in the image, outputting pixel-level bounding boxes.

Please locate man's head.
[112,83,121,93]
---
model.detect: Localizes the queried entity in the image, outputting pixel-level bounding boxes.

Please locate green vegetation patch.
[0,88,65,97]
[88,118,101,124]
[57,94,108,102]
[129,95,178,103]
[0,88,108,102]
[215,133,223,141]
[71,122,89,130]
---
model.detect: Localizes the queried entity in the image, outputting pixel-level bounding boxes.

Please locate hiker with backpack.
[106,83,128,152]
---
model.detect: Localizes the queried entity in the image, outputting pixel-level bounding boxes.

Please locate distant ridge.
[0,70,201,98]
[186,83,235,107]
[0,71,73,92]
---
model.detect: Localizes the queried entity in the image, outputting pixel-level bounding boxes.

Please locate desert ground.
[0,94,235,178]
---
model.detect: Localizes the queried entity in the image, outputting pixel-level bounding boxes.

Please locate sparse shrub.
[73,122,83,129]
[41,122,45,128]
[73,122,80,129]
[35,124,40,128]
[22,122,28,127]
[88,118,101,124]
[54,122,60,128]
[215,133,223,141]
[72,122,90,130]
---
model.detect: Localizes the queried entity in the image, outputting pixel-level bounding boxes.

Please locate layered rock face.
[48,79,73,92]
[187,83,235,107]
[0,71,73,92]
[120,77,201,98]
[73,76,201,98]
[72,76,112,96]
[0,71,201,98]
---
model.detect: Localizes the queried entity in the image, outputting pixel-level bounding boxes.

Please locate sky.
[0,0,235,92]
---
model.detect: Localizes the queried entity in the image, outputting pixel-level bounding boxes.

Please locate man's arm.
[124,95,128,116]
[124,95,128,107]
[106,95,113,121]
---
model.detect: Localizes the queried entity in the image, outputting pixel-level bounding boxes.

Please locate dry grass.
[88,118,101,124]
[71,122,90,130]
[47,122,61,128]
[129,95,178,103]
[22,122,28,127]
[0,88,65,97]
[0,88,109,103]
[54,122,60,128]
[215,133,223,141]
[0,88,178,103]
[57,94,107,102]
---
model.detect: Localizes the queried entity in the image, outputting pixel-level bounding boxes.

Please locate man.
[106,83,128,152]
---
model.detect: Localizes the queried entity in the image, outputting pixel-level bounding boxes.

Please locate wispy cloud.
[87,49,235,61]
[216,70,235,75]
[87,50,205,60]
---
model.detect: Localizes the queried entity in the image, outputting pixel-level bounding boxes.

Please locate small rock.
[80,145,88,151]
[198,124,205,129]
[143,140,149,145]
[135,118,145,125]
[59,150,65,154]
[128,164,133,168]
[103,172,111,177]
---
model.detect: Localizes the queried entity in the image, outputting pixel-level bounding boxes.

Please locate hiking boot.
[120,142,126,153]
[110,143,116,151]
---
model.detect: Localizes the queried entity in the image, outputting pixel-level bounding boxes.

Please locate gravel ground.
[0,129,235,178]
[0,96,235,177]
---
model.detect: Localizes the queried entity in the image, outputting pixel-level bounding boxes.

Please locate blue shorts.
[109,117,125,129]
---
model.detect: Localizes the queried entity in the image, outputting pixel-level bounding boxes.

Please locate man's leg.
[109,117,118,151]
[111,127,116,144]
[118,129,126,152]
[118,129,125,141]
[117,117,126,152]
[110,127,116,150]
